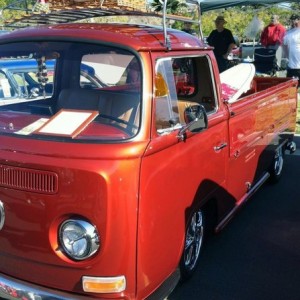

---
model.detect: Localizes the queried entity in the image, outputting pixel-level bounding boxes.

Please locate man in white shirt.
[283,14,300,87]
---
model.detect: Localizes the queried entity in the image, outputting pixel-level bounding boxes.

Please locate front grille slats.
[0,165,58,194]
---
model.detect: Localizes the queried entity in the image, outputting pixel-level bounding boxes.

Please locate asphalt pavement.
[168,136,300,300]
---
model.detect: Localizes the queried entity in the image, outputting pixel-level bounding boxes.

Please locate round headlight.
[59,219,100,261]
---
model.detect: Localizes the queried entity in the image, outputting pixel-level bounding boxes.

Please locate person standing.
[207,16,236,73]
[182,22,195,35]
[260,15,286,70]
[283,14,300,87]
[260,15,286,49]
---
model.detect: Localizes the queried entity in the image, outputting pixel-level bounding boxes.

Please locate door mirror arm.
[177,105,208,141]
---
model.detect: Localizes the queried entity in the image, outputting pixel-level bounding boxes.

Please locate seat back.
[100,92,140,133]
[57,89,140,135]
[57,88,101,111]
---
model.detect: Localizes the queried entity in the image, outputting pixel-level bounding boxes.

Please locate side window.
[155,55,217,134]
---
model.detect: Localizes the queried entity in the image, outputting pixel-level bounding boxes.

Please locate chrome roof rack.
[0,0,203,50]
[1,7,159,28]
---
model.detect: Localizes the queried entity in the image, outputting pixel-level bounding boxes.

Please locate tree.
[201,6,293,41]
[0,0,44,26]
[0,0,9,9]
[150,0,187,14]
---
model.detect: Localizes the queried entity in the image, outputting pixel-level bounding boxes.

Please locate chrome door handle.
[214,143,227,151]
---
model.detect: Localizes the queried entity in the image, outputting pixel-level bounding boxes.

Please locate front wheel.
[179,207,205,280]
[270,146,284,183]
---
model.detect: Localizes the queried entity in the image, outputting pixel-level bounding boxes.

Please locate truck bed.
[240,76,298,99]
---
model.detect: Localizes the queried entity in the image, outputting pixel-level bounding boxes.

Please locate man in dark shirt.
[182,22,195,35]
[207,16,236,73]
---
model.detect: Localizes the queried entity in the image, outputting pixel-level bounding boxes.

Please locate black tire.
[270,146,284,183]
[179,207,205,280]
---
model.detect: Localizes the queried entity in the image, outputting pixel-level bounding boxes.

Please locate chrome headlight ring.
[59,219,100,261]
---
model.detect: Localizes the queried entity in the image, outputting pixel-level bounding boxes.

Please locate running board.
[215,172,270,233]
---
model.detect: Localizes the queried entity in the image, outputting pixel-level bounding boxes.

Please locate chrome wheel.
[270,146,284,183]
[273,147,283,177]
[180,208,204,279]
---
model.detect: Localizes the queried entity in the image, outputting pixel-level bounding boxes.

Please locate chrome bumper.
[0,272,91,300]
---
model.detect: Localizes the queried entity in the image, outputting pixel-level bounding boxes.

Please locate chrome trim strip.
[0,201,5,231]
[0,273,91,300]
[215,172,270,232]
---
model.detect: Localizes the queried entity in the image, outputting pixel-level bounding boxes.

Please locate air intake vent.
[0,164,58,194]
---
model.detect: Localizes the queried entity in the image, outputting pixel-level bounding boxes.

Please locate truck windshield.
[0,41,141,141]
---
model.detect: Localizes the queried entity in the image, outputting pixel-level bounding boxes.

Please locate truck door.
[137,53,229,295]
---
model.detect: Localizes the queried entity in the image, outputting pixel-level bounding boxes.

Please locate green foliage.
[202,6,294,42]
[291,3,300,12]
[151,0,187,14]
[0,0,8,8]
[0,0,46,26]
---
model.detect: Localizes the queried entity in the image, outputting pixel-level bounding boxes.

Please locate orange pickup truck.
[0,6,298,300]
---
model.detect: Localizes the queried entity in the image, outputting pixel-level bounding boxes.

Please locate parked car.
[0,59,105,105]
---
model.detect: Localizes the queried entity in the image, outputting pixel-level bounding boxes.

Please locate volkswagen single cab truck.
[0,3,298,300]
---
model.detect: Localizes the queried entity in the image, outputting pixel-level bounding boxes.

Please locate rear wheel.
[270,146,284,182]
[179,207,205,280]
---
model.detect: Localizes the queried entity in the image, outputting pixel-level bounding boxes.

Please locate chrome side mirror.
[177,105,208,141]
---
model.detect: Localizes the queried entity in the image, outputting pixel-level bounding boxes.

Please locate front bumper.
[0,272,91,300]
